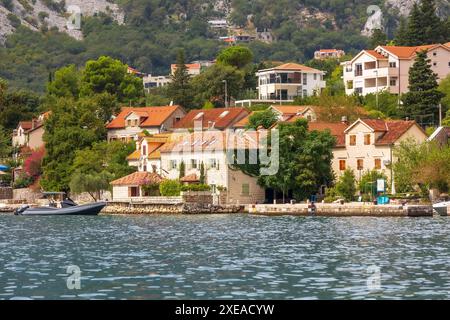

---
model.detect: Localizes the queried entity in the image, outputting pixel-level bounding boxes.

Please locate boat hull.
[17,202,107,216]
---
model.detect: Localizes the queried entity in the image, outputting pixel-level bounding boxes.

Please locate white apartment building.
[143,75,171,93]
[256,63,326,102]
[342,44,450,96]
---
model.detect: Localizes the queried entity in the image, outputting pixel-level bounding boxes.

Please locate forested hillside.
[0,0,449,92]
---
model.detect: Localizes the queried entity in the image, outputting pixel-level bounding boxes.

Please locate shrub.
[358,170,388,195]
[335,169,356,202]
[142,183,160,196]
[159,179,181,196]
[180,184,211,192]
[13,174,33,189]
[7,14,21,28]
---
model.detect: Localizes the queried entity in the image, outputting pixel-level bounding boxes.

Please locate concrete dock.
[248,203,434,217]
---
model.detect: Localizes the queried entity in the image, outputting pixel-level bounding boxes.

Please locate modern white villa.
[342,44,450,96]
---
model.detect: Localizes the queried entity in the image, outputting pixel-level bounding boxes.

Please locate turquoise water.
[1,214,450,300]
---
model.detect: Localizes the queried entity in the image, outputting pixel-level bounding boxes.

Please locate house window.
[303,73,307,85]
[349,135,357,146]
[208,158,218,169]
[364,134,371,145]
[127,119,132,127]
[303,89,308,97]
[129,187,139,197]
[390,78,397,86]
[433,62,437,66]
[133,119,138,127]
[241,183,250,196]
[191,159,198,169]
[357,159,364,170]
[313,73,317,80]
[389,62,397,68]
[170,160,178,170]
[433,52,437,56]
[375,159,382,170]
[355,64,363,76]
[355,87,363,95]
[339,160,346,171]
[143,165,147,172]
[142,145,147,156]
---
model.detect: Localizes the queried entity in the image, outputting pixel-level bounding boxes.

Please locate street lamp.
[222,80,228,108]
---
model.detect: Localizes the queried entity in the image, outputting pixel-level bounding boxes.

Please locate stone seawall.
[0,187,12,200]
[103,202,243,215]
[250,203,434,217]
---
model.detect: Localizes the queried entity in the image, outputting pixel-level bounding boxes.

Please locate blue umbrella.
[0,165,10,171]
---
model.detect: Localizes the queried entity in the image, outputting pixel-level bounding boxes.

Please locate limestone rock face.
[0,0,124,44]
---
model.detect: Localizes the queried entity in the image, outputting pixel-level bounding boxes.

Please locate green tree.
[199,162,206,184]
[167,50,194,109]
[40,97,107,191]
[179,160,185,180]
[69,171,114,201]
[256,119,336,201]
[438,74,450,116]
[335,169,356,202]
[369,29,387,48]
[0,125,11,159]
[159,179,181,196]
[402,51,445,126]
[246,109,278,129]
[80,56,144,104]
[217,46,254,69]
[394,17,409,46]
[191,64,245,107]
[47,65,80,98]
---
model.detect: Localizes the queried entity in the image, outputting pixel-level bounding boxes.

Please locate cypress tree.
[394,17,408,46]
[420,0,445,44]
[199,162,206,184]
[179,161,185,180]
[167,50,194,109]
[405,3,423,46]
[369,29,387,48]
[401,50,445,125]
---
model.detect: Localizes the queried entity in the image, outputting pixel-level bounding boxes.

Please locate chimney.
[341,116,349,125]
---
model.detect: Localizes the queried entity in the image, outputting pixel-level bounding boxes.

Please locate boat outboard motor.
[14,205,30,216]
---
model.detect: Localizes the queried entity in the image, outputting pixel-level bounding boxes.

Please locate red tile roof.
[308,122,348,147]
[173,108,249,130]
[171,63,201,73]
[379,44,441,59]
[365,50,388,60]
[106,106,182,129]
[111,172,163,186]
[271,105,309,115]
[180,174,200,183]
[18,121,33,131]
[375,120,418,145]
[360,119,388,132]
[268,63,324,73]
[160,130,260,154]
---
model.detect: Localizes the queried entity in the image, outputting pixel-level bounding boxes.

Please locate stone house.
[106,106,186,142]
[111,172,164,201]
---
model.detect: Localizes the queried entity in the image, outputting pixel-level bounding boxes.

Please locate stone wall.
[0,187,12,200]
[13,188,42,203]
[181,191,213,205]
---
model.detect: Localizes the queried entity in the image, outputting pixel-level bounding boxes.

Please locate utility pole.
[222,80,228,108]
[439,103,442,127]
[374,70,379,110]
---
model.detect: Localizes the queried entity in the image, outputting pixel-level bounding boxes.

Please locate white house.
[342,44,450,96]
[159,130,266,204]
[254,63,326,103]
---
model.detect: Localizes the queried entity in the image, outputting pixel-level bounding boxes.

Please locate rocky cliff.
[0,0,124,43]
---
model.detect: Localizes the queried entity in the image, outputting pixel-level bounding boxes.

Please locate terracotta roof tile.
[365,50,388,60]
[269,63,323,73]
[233,113,252,128]
[180,174,200,183]
[111,172,163,186]
[18,121,33,130]
[106,106,183,129]
[271,105,308,115]
[379,44,441,59]
[173,108,249,130]
[361,119,388,132]
[375,120,417,145]
[308,122,348,147]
